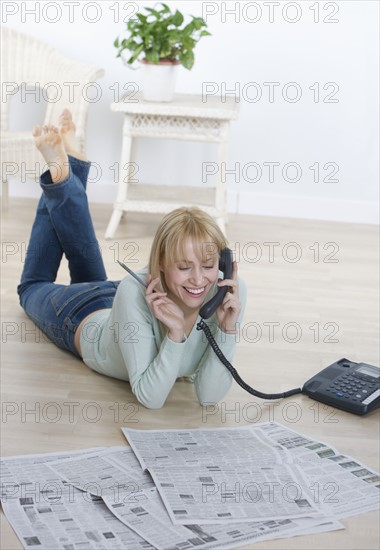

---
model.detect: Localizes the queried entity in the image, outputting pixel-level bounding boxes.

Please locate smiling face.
[148,207,228,316]
[160,239,219,314]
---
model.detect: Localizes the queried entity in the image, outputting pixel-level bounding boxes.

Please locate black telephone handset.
[199,248,233,320]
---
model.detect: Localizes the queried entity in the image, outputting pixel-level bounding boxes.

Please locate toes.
[32,125,42,137]
[34,124,60,139]
[59,108,73,127]
[61,108,72,119]
[45,125,59,134]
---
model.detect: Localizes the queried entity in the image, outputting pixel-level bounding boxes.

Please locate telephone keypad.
[326,373,377,402]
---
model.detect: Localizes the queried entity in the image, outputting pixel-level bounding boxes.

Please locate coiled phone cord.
[197,319,302,400]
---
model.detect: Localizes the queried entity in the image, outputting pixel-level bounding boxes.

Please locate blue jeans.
[17,156,119,357]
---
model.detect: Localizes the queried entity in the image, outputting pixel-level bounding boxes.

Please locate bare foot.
[59,109,87,161]
[33,125,69,183]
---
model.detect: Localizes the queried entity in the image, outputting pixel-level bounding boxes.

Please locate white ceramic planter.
[141,59,180,102]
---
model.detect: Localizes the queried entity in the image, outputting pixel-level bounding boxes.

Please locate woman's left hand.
[216,261,241,334]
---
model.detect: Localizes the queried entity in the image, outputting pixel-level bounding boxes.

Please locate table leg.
[215,124,229,234]
[105,116,134,239]
[1,179,9,210]
[105,209,124,240]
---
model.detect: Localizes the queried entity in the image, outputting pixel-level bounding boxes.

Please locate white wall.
[2,0,379,223]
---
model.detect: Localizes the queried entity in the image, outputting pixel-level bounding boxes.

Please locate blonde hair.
[149,207,228,291]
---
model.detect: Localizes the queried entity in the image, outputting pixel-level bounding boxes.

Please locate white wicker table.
[105,93,240,238]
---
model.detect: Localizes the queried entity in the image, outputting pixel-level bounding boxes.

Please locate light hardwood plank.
[1,197,379,549]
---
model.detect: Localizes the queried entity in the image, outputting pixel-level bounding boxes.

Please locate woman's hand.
[215,261,241,334]
[145,276,185,343]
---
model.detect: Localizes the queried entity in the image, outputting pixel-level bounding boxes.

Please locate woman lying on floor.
[17,110,246,409]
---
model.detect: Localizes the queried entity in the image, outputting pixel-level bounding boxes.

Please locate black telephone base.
[302,358,380,415]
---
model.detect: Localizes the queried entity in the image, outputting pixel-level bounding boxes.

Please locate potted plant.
[114,2,211,102]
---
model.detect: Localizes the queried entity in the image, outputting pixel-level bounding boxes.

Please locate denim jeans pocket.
[51,283,101,316]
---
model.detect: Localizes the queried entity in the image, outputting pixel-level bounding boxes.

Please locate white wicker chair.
[1,27,105,206]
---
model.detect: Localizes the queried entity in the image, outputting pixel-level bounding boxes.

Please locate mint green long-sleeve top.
[80,268,246,409]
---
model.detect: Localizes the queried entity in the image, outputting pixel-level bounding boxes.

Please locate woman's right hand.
[145,276,185,343]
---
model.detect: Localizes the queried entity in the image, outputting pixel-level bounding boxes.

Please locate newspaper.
[0,448,154,549]
[45,451,343,550]
[122,422,379,524]
[121,426,285,470]
[122,425,324,524]
[1,444,343,550]
[104,486,343,550]
[47,446,154,498]
[1,422,378,550]
[258,422,380,518]
[144,462,322,524]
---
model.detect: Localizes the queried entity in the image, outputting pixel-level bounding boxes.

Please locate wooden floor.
[1,197,379,550]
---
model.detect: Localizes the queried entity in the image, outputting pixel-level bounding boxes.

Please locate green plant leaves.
[160,3,171,13]
[172,10,184,27]
[179,49,195,70]
[113,2,210,69]
[129,43,145,64]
